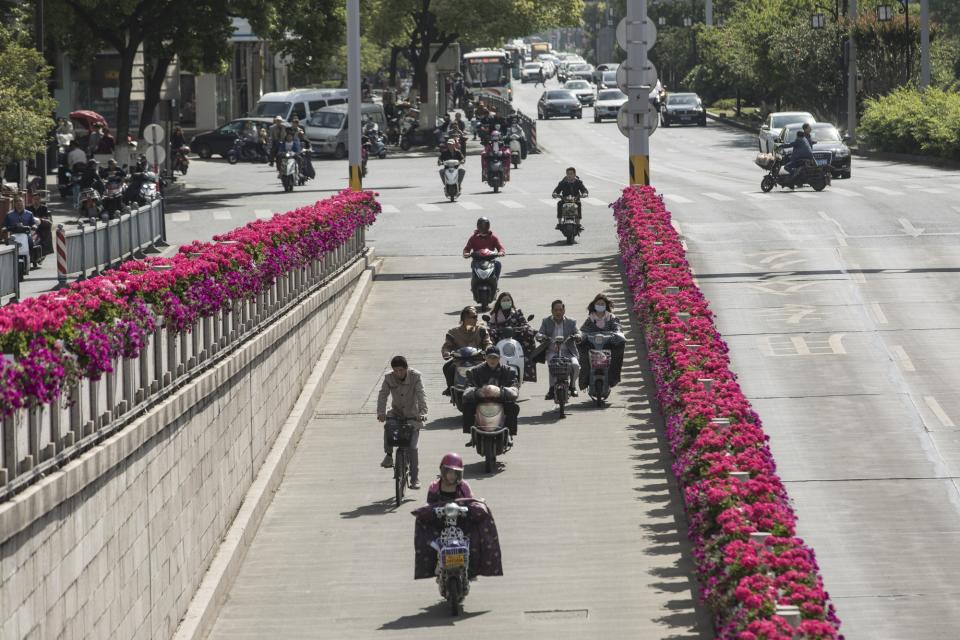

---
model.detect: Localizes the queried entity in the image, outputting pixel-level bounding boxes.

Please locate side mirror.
[842,134,851,143]
[761,124,769,131]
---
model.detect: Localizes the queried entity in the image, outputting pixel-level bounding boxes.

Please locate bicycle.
[385,417,415,507]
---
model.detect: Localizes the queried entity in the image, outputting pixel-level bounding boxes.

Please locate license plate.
[815,159,827,166]
[443,553,465,568]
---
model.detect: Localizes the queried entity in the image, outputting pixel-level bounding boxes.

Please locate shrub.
[860,87,960,159]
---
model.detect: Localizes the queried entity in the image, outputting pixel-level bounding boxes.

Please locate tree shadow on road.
[379,602,490,629]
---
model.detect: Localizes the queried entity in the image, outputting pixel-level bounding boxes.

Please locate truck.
[530,42,550,59]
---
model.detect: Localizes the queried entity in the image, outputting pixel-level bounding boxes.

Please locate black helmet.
[476,217,490,233]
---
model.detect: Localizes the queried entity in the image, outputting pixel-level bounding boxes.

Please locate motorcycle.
[227,138,268,164]
[399,117,437,151]
[431,502,471,615]
[173,145,191,175]
[77,188,102,221]
[482,321,532,389]
[124,170,160,206]
[442,159,463,201]
[8,224,38,279]
[483,150,509,194]
[467,249,501,311]
[555,194,583,245]
[757,149,831,192]
[506,128,524,169]
[585,332,616,408]
[545,335,577,418]
[278,150,299,192]
[363,124,387,159]
[447,346,484,411]
[470,385,512,473]
[102,175,126,215]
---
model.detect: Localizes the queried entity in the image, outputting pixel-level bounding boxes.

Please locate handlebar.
[465,250,503,259]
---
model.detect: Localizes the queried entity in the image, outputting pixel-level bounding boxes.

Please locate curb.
[851,146,960,170]
[172,249,384,640]
[705,111,757,133]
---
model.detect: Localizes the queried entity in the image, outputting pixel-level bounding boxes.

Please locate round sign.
[617,103,658,138]
[144,143,166,167]
[616,17,657,51]
[143,123,165,145]
[616,60,658,93]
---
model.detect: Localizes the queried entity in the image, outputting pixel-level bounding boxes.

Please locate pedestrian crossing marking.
[171,212,190,222]
[254,209,273,219]
[213,210,232,220]
[702,192,733,201]
[381,204,399,213]
[540,198,557,207]
[583,197,607,207]
[791,192,817,199]
[500,200,524,209]
[458,201,482,210]
[418,203,441,212]
[663,194,693,203]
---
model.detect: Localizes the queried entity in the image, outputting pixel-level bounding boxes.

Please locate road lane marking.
[846,261,867,283]
[213,210,232,220]
[740,191,767,199]
[864,185,902,196]
[898,218,924,237]
[830,187,863,197]
[254,209,273,219]
[870,303,888,324]
[702,192,733,201]
[584,197,607,207]
[663,194,693,203]
[892,346,916,372]
[759,334,845,356]
[458,201,482,210]
[540,198,557,207]
[818,210,848,246]
[924,396,955,428]
[381,204,399,213]
[171,212,190,222]
[500,200,524,209]
[791,192,817,199]
[418,203,441,212]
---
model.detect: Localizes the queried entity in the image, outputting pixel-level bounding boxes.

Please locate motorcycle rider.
[780,128,814,179]
[99,158,126,181]
[577,293,627,391]
[441,305,492,396]
[79,159,105,195]
[505,115,527,159]
[488,291,537,382]
[536,300,582,400]
[377,355,427,489]
[461,345,520,444]
[480,131,510,185]
[276,131,302,178]
[427,453,473,503]
[462,217,505,280]
[437,140,466,188]
[267,116,286,166]
[4,196,38,253]
[552,167,589,229]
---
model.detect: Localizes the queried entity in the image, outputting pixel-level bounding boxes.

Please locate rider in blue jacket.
[781,127,814,178]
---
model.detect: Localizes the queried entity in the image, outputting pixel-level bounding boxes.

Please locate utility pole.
[346,0,362,191]
[847,0,857,142]
[920,0,930,88]
[706,0,713,27]
[627,0,650,185]
[35,0,47,190]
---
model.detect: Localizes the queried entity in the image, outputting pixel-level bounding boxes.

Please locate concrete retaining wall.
[0,251,376,640]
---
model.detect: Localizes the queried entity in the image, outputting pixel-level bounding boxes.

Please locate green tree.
[0,23,56,165]
[240,0,346,79]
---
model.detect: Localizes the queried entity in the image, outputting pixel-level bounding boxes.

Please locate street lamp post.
[848,0,858,142]
[346,0,362,191]
[877,1,912,85]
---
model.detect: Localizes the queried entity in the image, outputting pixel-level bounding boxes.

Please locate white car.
[521,62,543,83]
[564,80,595,106]
[593,88,627,122]
[759,111,814,154]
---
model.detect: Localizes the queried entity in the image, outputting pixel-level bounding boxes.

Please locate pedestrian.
[268,116,285,166]
[97,127,115,154]
[535,65,545,87]
[87,124,102,158]
[65,140,86,170]
[171,126,186,150]
[377,355,427,490]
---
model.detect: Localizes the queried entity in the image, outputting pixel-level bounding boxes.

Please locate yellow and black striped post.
[349,163,362,191]
[629,154,649,186]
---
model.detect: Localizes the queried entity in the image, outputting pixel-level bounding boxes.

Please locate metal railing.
[477,93,540,153]
[57,199,167,285]
[0,244,19,304]
[0,225,367,500]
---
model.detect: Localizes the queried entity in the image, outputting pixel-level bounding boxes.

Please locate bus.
[462,50,513,102]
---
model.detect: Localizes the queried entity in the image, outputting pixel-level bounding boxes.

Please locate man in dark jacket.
[781,129,814,178]
[552,166,589,225]
[461,346,520,440]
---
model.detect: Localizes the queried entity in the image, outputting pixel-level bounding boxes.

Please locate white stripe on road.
[741,191,767,199]
[870,302,888,324]
[500,200,524,209]
[663,194,693,204]
[702,192,733,201]
[381,204,399,213]
[847,261,867,284]
[892,346,915,372]
[418,203,441,212]
[791,192,817,199]
[584,197,608,207]
[830,187,862,197]
[254,209,273,219]
[171,212,190,222]
[458,201,482,210]
[864,186,902,196]
[213,210,232,220]
[906,185,946,194]
[540,199,558,207]
[924,396,955,428]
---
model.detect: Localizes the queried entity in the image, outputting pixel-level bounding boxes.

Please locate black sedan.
[660,93,706,127]
[537,90,583,120]
[189,117,279,159]
[777,122,852,179]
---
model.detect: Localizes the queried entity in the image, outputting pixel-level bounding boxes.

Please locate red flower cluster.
[0,190,380,416]
[612,186,842,640]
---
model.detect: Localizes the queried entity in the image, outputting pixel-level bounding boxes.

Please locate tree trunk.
[138,54,175,138]
[115,41,140,145]
[388,46,400,89]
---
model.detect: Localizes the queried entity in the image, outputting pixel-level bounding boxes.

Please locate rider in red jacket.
[462,217,504,279]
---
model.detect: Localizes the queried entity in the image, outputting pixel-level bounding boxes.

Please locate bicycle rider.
[377,355,428,489]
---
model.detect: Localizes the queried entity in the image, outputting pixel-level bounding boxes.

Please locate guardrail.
[477,93,540,154]
[0,225,367,500]
[56,199,167,285]
[0,244,19,304]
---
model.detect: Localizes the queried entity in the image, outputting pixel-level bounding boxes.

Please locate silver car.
[758,111,814,154]
[593,89,627,122]
[564,80,596,106]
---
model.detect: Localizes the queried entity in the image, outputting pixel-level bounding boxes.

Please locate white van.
[305,103,386,158]
[252,88,349,122]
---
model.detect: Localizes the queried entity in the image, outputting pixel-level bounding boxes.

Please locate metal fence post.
[78,223,87,281]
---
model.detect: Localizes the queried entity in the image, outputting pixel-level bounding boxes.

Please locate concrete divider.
[0,244,377,640]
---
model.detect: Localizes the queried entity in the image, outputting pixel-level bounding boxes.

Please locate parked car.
[759,111,815,154]
[563,80,596,106]
[537,90,583,120]
[252,88,348,123]
[593,89,628,122]
[566,63,595,82]
[521,62,543,83]
[776,122,852,179]
[660,93,707,127]
[190,117,278,159]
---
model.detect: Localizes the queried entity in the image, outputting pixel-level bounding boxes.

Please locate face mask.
[595,303,606,313]
[501,300,513,310]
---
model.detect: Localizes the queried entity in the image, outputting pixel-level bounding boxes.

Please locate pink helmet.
[440,452,464,472]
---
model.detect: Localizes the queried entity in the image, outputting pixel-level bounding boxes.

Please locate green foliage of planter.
[860,87,960,159]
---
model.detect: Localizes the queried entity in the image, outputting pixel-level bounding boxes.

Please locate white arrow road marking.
[663,194,693,203]
[702,192,734,201]
[254,209,273,219]
[924,396,955,428]
[898,218,925,237]
[418,203,441,212]
[748,281,821,296]
[500,200,524,209]
[381,204,399,213]
[754,250,800,264]
[892,346,916,372]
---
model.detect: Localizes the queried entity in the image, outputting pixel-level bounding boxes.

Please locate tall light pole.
[847,0,858,142]
[626,0,650,185]
[920,0,930,88]
[706,0,713,27]
[346,0,362,191]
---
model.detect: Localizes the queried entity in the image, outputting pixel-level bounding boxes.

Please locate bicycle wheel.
[394,448,407,507]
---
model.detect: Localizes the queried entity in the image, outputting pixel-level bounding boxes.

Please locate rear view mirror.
[761,124,769,131]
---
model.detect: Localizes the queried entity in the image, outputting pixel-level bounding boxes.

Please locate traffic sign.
[143,123,165,145]
[617,103,658,138]
[616,60,658,93]
[616,17,657,50]
[143,144,166,167]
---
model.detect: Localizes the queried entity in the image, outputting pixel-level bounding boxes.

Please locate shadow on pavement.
[339,497,400,519]
[379,603,490,629]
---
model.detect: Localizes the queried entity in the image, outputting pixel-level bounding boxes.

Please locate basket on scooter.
[754,153,776,170]
[589,349,611,369]
[548,355,571,378]
[384,417,415,447]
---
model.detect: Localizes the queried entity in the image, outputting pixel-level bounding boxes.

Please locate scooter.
[555,194,583,245]
[545,335,577,418]
[77,188,102,221]
[227,138,268,164]
[470,386,512,474]
[758,149,831,192]
[442,159,462,201]
[173,145,191,175]
[467,249,501,311]
[9,224,33,280]
[447,346,484,411]
[432,502,471,616]
[585,331,616,408]
[506,129,523,169]
[102,176,126,215]
[124,170,160,206]
[278,150,299,192]
[363,123,387,158]
[484,152,508,194]
[481,321,530,390]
